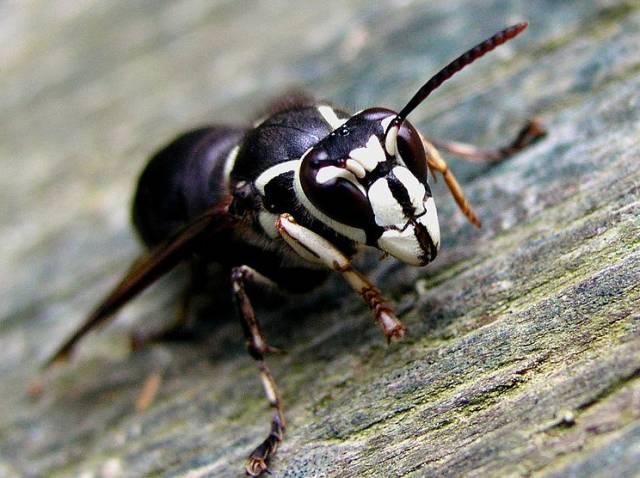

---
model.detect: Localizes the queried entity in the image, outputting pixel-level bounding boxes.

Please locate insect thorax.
[229,104,360,260]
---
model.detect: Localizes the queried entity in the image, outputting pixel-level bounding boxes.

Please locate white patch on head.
[380,116,394,132]
[258,211,279,239]
[255,159,299,195]
[377,227,423,266]
[392,166,426,214]
[385,125,398,156]
[317,105,347,129]
[376,196,440,266]
[349,135,386,171]
[315,165,367,196]
[345,159,366,178]
[368,178,405,227]
[223,145,240,188]
[419,197,440,250]
[293,154,367,243]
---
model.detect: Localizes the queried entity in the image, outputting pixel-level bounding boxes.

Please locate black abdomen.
[132,126,245,247]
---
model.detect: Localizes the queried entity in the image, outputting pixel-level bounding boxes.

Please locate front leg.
[421,137,482,228]
[231,265,285,477]
[276,213,405,341]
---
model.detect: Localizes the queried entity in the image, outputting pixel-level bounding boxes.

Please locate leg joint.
[231,265,249,284]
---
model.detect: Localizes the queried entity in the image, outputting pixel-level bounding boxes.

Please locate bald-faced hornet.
[47,23,545,476]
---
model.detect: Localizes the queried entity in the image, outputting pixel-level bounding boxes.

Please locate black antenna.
[386,22,529,145]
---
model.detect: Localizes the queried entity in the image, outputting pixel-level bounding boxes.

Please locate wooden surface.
[1,1,639,477]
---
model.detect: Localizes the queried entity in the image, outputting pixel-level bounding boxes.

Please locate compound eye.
[396,122,427,181]
[299,147,375,229]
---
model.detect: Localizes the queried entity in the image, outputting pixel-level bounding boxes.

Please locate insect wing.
[45,200,236,367]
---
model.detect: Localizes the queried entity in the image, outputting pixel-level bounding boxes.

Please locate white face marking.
[377,227,424,266]
[419,197,440,250]
[315,165,366,196]
[368,167,426,228]
[345,159,366,178]
[258,211,279,239]
[317,105,347,129]
[376,196,440,266]
[385,125,398,156]
[223,145,240,188]
[368,177,405,227]
[293,159,367,243]
[380,116,394,132]
[392,166,426,214]
[255,159,299,195]
[349,135,386,171]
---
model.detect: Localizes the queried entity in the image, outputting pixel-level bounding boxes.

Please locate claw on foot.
[245,457,268,477]
[380,310,406,342]
[245,413,284,476]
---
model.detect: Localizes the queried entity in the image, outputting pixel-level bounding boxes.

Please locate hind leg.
[420,119,546,228]
[130,260,208,350]
[231,265,285,477]
[428,118,546,162]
